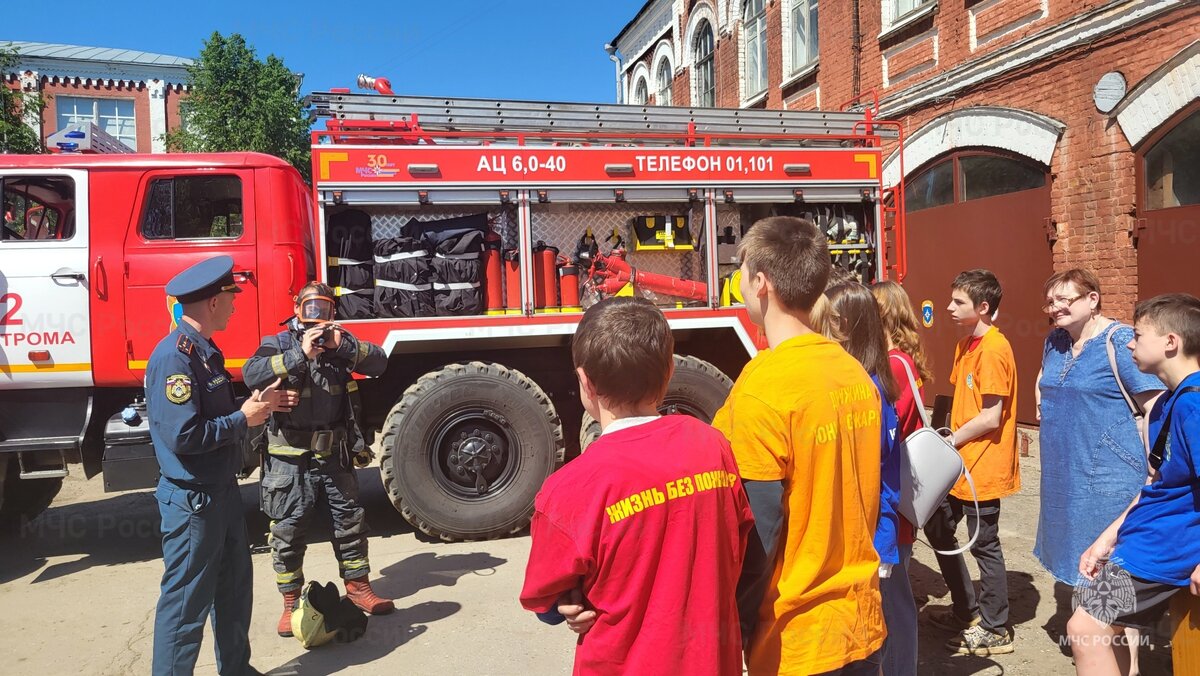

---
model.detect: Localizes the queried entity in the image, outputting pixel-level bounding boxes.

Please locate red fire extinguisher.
[533,242,560,312]
[482,230,503,315]
[503,248,522,314]
[559,255,581,312]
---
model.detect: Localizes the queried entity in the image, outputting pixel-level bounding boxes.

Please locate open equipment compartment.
[528,194,709,312]
[713,200,880,292]
[323,201,520,319]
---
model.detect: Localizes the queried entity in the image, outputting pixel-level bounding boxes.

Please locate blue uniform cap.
[166,255,243,304]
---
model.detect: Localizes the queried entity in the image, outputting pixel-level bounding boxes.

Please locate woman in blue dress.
[1035,269,1163,670]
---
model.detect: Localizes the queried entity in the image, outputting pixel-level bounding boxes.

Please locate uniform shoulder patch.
[165,374,193,404]
[176,335,194,355]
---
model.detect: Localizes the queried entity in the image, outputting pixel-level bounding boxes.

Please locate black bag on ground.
[326,209,376,319]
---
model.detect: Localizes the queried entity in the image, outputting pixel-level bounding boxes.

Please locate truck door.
[123,170,261,378]
[0,169,93,389]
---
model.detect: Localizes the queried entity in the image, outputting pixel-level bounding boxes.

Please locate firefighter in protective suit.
[242,281,393,637]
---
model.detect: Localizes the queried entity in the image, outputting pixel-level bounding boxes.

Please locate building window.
[743,0,768,98]
[141,176,244,240]
[694,21,716,107]
[56,96,136,150]
[893,0,933,21]
[656,58,673,106]
[791,0,819,73]
[905,159,954,212]
[633,77,649,106]
[959,155,1046,202]
[1145,108,1200,211]
[906,152,1047,212]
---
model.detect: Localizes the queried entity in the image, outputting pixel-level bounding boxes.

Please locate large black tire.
[0,458,63,533]
[379,362,564,541]
[662,355,733,420]
[579,412,601,453]
[578,355,732,453]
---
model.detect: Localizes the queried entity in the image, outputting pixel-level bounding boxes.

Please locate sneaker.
[947,625,1015,655]
[926,605,982,632]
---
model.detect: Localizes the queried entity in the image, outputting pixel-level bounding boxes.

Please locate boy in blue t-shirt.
[1067,293,1200,675]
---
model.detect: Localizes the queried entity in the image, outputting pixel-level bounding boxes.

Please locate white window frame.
[652,40,675,106]
[880,0,937,39]
[741,0,768,102]
[693,20,717,107]
[627,61,652,107]
[633,76,650,105]
[685,3,719,108]
[782,0,819,79]
[56,96,137,150]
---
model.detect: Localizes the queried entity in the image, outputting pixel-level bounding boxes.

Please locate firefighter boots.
[345,577,394,615]
[278,588,302,637]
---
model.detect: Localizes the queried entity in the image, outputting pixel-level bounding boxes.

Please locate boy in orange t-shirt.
[712,216,885,676]
[924,269,1019,656]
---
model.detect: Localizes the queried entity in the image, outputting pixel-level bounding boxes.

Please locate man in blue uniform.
[147,255,284,676]
[243,281,392,637]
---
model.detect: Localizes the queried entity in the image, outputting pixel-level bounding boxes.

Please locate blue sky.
[6,0,648,102]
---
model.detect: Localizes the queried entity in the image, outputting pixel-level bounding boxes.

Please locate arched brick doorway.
[1136,102,1200,300]
[901,150,1053,424]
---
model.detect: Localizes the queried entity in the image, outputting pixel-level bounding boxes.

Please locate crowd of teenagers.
[517,216,1200,676]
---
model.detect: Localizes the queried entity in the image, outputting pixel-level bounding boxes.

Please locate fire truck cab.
[0,95,903,540]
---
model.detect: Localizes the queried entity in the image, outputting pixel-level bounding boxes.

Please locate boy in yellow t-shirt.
[712,216,884,676]
[924,268,1019,656]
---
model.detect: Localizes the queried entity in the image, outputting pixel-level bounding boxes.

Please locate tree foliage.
[0,45,43,154]
[166,33,311,181]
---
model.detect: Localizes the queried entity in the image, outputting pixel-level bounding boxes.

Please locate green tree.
[166,33,311,181]
[0,45,43,154]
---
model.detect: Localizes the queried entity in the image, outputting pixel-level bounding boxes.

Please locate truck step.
[17,448,70,480]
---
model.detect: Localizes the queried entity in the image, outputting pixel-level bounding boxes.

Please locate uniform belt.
[268,426,348,457]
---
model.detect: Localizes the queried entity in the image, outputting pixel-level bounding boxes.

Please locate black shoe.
[926,605,981,632]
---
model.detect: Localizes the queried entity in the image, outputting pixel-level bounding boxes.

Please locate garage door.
[1137,104,1200,300]
[900,151,1053,425]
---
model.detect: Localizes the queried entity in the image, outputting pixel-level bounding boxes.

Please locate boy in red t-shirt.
[520,297,755,676]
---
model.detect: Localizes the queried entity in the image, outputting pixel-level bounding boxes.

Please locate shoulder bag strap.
[1105,324,1142,419]
[931,468,981,557]
[889,353,932,429]
[890,354,983,555]
[1151,386,1200,472]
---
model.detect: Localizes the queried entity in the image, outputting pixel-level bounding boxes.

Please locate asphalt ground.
[0,432,1177,675]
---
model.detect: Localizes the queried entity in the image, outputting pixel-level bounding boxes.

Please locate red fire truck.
[0,88,905,539]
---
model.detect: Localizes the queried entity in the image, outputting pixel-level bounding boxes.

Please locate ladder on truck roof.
[45,122,134,154]
[307,91,896,147]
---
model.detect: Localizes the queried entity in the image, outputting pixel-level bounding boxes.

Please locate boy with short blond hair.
[713,216,885,676]
[520,297,754,676]
[1068,294,1200,675]
[924,268,1019,655]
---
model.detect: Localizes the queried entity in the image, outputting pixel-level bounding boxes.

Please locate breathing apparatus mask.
[295,285,337,346]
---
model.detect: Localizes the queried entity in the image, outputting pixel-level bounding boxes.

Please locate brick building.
[610,0,1199,421]
[2,41,191,153]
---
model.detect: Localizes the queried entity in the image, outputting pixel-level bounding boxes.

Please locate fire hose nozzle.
[356,74,395,96]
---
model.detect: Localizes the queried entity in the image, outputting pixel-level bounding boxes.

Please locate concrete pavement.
[0,442,1177,675]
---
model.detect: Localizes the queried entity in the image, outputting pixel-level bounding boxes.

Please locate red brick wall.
[2,74,185,153]
[649,0,1198,319]
[166,86,186,147]
[37,80,150,152]
[879,9,1200,319]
